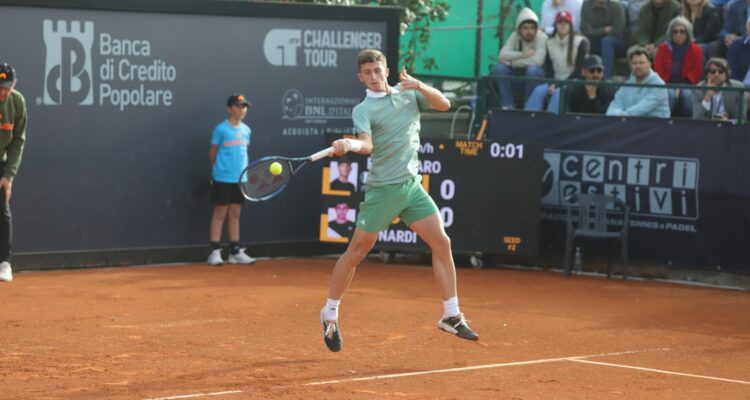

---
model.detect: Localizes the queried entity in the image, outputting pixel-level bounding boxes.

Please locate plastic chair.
[563,193,630,280]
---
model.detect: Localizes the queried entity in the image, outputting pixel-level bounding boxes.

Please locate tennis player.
[320,49,479,352]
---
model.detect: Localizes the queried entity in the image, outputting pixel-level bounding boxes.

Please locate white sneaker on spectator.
[0,261,12,282]
[207,249,224,266]
[228,248,255,265]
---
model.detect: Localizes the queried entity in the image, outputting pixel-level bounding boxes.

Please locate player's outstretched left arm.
[399,68,450,111]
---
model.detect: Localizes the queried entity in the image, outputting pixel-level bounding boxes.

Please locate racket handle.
[310,146,334,162]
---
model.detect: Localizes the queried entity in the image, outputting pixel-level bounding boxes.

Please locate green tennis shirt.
[352,85,429,186]
[0,90,27,179]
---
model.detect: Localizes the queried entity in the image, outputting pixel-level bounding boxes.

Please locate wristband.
[344,138,362,152]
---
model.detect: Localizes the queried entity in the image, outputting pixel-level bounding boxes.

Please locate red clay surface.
[1,257,749,399]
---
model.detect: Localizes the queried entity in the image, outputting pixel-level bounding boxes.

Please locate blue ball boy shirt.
[211,120,251,183]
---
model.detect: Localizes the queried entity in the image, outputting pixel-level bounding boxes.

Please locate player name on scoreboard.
[318,137,544,257]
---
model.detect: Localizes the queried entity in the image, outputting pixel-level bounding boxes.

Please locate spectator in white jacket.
[541,0,584,35]
[494,8,549,109]
[525,10,590,111]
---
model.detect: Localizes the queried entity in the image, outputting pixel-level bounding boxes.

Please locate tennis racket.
[239,139,361,201]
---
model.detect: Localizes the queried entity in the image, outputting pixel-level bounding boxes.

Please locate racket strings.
[240,159,292,200]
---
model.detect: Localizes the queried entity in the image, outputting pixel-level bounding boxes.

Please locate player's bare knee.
[346,247,368,263]
[346,243,372,263]
[429,234,451,253]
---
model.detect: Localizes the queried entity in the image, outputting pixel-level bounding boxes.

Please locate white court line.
[304,348,668,386]
[570,359,750,385]
[141,348,667,400]
[143,390,244,400]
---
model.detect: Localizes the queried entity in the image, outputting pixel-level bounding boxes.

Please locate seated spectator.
[692,57,746,120]
[720,0,750,54]
[633,0,682,58]
[654,17,704,116]
[607,46,671,117]
[541,0,584,35]
[581,0,627,79]
[525,11,589,111]
[727,17,750,85]
[494,8,549,109]
[556,55,618,113]
[682,0,723,59]
[709,0,730,15]
[622,0,649,39]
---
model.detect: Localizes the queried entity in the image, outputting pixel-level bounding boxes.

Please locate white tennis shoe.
[228,248,256,265]
[207,249,224,266]
[0,261,13,282]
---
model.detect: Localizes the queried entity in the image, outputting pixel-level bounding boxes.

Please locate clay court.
[2,258,749,399]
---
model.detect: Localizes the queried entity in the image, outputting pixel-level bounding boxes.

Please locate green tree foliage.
[267,0,450,71]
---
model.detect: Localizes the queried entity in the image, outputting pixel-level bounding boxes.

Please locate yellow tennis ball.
[269,161,283,176]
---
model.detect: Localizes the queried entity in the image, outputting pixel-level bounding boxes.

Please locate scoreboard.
[318,137,544,257]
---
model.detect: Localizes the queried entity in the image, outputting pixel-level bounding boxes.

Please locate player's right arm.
[332,133,371,156]
[333,105,373,156]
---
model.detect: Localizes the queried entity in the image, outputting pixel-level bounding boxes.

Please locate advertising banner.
[0,1,398,253]
[487,110,750,272]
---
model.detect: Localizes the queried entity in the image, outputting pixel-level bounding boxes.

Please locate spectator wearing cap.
[207,93,256,267]
[607,46,671,117]
[727,17,750,86]
[525,10,589,111]
[550,55,618,113]
[654,16,704,116]
[692,57,746,120]
[581,0,627,79]
[541,0,584,35]
[0,63,26,283]
[632,0,682,58]
[720,0,750,53]
[681,0,722,60]
[495,8,549,109]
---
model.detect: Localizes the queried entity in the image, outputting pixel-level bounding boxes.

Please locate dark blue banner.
[487,110,750,273]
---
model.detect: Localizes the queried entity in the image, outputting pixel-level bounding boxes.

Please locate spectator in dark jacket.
[581,0,627,78]
[654,16,704,116]
[550,55,618,113]
[681,0,722,59]
[720,0,750,52]
[727,17,750,85]
[633,0,682,58]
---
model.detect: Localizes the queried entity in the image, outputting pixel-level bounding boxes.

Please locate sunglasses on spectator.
[587,67,604,73]
[708,68,726,74]
[672,29,687,35]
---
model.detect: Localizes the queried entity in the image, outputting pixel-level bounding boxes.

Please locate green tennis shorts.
[356,176,439,233]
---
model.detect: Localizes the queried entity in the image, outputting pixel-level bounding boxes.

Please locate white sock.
[323,298,341,321]
[442,296,460,319]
